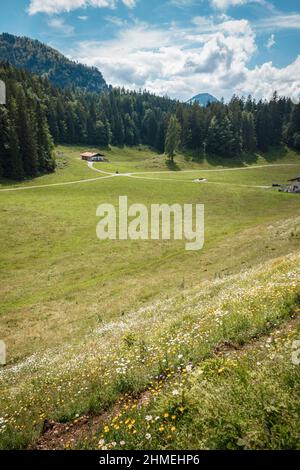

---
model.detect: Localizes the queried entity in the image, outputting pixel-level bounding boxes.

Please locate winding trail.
[0,174,115,192]
[130,163,298,175]
[88,162,285,189]
[0,161,298,193]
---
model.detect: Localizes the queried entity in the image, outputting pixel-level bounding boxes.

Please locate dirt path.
[0,174,115,192]
[130,163,299,175]
[88,162,285,188]
[0,162,297,193]
[87,161,115,176]
[129,174,272,189]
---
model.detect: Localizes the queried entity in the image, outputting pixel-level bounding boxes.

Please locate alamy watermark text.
[96,196,204,251]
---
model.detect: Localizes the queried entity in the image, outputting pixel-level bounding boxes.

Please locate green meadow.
[0,145,300,449]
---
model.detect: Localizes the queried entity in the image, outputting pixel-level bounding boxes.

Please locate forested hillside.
[0,62,177,179]
[0,33,107,93]
[0,63,55,180]
[190,93,300,156]
[1,59,300,180]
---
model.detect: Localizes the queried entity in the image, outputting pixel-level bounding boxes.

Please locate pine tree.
[113,112,125,146]
[241,111,257,153]
[0,105,10,177]
[142,109,157,146]
[220,115,235,157]
[95,118,110,147]
[179,108,192,149]
[207,116,222,155]
[286,103,300,148]
[256,102,271,152]
[293,132,300,150]
[165,115,181,162]
[47,101,59,143]
[228,97,243,156]
[189,103,205,150]
[123,113,136,146]
[35,103,54,173]
[154,120,165,153]
[7,97,24,179]
[15,85,38,176]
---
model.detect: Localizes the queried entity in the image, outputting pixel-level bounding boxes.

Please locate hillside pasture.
[0,145,299,449]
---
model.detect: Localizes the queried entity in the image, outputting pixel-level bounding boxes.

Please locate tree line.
[0,63,55,180]
[175,92,300,158]
[1,61,300,180]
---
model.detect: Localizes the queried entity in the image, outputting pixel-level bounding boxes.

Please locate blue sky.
[0,0,300,101]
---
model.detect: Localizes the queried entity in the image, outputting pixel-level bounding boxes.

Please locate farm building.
[81,152,106,162]
[287,175,300,193]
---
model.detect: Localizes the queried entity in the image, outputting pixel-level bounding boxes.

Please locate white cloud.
[122,0,136,6]
[169,0,270,10]
[242,57,300,101]
[28,0,137,15]
[69,17,300,102]
[212,0,247,8]
[78,15,88,20]
[48,17,75,35]
[169,0,198,6]
[105,15,127,26]
[211,0,265,10]
[266,33,275,49]
[255,14,300,31]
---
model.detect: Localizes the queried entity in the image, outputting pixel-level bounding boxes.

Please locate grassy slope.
[1,248,300,449]
[1,147,300,363]
[0,145,300,449]
[93,146,300,174]
[90,310,300,451]
[0,146,108,188]
[1,145,299,188]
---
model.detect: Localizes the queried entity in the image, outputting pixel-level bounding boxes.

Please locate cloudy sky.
[0,0,300,101]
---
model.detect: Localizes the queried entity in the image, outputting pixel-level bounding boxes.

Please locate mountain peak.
[0,33,107,93]
[187,93,219,106]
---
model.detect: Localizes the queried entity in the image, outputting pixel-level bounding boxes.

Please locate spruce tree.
[15,85,38,176]
[0,105,10,177]
[165,115,181,162]
[241,111,257,153]
[7,97,24,179]
[256,102,271,152]
[154,120,165,153]
[35,102,54,173]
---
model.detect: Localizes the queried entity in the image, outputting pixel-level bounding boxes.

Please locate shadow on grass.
[165,159,181,171]
[205,152,260,167]
[260,146,289,163]
[0,176,39,187]
[188,146,295,168]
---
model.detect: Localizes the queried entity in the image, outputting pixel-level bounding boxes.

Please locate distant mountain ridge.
[187,93,219,106]
[0,33,107,93]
